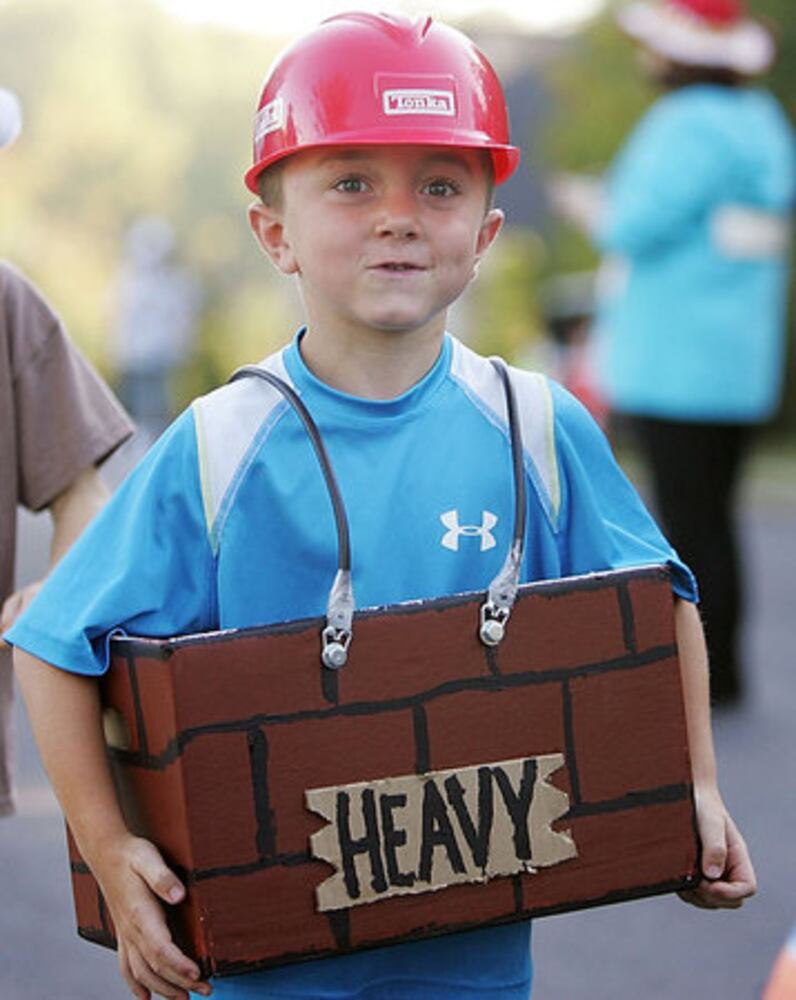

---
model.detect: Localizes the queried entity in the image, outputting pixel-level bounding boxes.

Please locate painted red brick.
[498,586,628,675]
[339,600,491,704]
[173,627,332,733]
[197,862,337,967]
[424,683,567,774]
[628,576,677,653]
[125,655,178,759]
[180,732,261,871]
[570,658,690,803]
[69,868,104,935]
[522,799,697,912]
[115,759,192,867]
[264,710,418,857]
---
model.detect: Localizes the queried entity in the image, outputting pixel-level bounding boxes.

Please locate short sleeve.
[551,381,698,602]
[6,408,217,674]
[594,97,723,257]
[5,265,133,511]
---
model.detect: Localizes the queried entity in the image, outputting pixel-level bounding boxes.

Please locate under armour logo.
[440,510,498,552]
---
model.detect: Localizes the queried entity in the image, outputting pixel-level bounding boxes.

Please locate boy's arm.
[2,467,109,634]
[674,598,756,909]
[14,649,212,999]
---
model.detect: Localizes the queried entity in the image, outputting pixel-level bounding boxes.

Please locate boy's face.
[250,145,503,345]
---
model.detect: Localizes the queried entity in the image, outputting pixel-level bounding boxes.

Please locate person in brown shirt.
[0,260,134,816]
[0,91,133,817]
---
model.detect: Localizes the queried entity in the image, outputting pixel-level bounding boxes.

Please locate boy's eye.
[423,178,461,198]
[334,176,369,194]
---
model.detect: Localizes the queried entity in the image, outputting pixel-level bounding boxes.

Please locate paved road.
[1,457,794,999]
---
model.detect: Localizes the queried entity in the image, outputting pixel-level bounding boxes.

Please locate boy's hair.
[256,152,496,213]
[257,161,286,210]
[655,61,744,89]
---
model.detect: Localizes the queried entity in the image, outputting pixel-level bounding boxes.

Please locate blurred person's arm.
[674,598,756,909]
[14,649,212,1000]
[1,467,108,633]
[547,172,606,233]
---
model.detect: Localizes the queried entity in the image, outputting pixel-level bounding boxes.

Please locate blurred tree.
[0,0,293,408]
[0,0,557,393]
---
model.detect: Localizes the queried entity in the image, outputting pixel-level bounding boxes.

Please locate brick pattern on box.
[68,565,699,978]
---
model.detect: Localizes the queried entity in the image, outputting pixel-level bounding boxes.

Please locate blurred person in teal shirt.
[550,0,796,707]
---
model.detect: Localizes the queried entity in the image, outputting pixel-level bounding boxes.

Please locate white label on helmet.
[254,97,285,145]
[383,89,456,117]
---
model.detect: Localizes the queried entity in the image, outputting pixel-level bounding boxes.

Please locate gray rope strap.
[479,358,527,647]
[229,365,354,668]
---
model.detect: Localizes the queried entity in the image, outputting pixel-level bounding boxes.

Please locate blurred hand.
[679,784,757,910]
[546,172,605,232]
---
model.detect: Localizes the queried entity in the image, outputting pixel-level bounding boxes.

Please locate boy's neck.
[298,324,447,400]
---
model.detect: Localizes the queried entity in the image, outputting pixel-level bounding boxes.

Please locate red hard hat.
[244,12,520,194]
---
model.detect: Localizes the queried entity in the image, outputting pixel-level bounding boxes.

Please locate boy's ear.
[248,202,299,275]
[474,207,504,264]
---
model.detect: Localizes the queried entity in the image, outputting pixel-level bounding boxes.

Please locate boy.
[6,12,755,1000]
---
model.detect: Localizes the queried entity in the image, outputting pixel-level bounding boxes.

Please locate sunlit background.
[157,0,607,36]
[0,0,794,430]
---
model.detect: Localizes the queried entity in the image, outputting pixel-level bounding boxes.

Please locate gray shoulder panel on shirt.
[449,338,561,529]
[191,350,291,552]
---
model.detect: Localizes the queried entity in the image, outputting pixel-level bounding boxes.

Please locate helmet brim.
[245,136,520,195]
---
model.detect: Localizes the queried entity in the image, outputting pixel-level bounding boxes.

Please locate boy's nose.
[375,191,420,239]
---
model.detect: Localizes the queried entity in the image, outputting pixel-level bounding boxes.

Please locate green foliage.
[0,0,286,399]
[466,230,548,361]
[540,6,656,277]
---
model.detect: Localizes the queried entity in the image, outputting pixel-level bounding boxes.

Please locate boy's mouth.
[372,261,426,272]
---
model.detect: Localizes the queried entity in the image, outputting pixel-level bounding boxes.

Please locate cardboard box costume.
[68,361,699,977]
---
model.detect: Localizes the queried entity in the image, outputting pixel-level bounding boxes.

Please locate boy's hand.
[679,784,757,910]
[95,834,212,999]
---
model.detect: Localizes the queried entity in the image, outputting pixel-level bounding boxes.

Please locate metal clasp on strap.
[321,626,352,670]
[478,359,527,649]
[479,601,509,647]
[322,567,354,669]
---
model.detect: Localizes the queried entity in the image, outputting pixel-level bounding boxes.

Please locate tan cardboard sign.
[307,753,578,912]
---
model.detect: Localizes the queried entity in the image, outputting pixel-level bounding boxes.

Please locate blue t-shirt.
[7,331,696,998]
